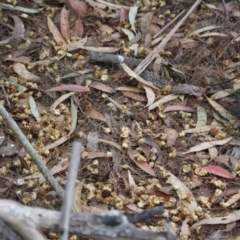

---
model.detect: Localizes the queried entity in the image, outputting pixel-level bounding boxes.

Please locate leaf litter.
[1,0,240,239]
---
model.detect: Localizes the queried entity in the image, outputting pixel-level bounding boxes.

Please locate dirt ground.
[1,0,240,239]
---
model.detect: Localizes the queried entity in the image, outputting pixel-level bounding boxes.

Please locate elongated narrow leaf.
[60,7,70,41]
[29,96,41,122]
[47,16,66,45]
[127,148,156,176]
[69,98,77,135]
[201,165,233,179]
[46,84,90,92]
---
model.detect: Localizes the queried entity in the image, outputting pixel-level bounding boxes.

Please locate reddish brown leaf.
[3,56,31,63]
[71,19,84,38]
[127,148,156,176]
[60,7,70,41]
[163,105,195,113]
[47,16,66,45]
[46,84,90,92]
[120,7,129,23]
[90,81,114,93]
[122,91,146,101]
[201,165,233,179]
[68,0,87,17]
[85,109,106,122]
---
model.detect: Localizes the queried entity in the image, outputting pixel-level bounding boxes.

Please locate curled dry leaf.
[127,148,156,176]
[13,63,41,82]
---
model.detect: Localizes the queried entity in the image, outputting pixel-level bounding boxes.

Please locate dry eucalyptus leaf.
[13,63,41,82]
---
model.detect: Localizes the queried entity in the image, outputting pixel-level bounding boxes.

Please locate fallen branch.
[0,200,176,240]
[0,103,65,199]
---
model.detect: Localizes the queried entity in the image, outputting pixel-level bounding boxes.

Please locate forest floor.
[1,0,240,239]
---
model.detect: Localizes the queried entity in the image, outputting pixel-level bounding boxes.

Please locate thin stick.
[0,103,65,199]
[59,141,82,240]
[134,0,202,75]
[153,10,186,39]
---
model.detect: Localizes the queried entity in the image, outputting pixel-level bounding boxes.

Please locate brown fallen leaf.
[90,82,114,93]
[71,18,84,38]
[60,6,70,41]
[163,105,195,113]
[13,63,41,82]
[201,165,233,179]
[127,148,156,176]
[46,84,90,92]
[85,109,106,122]
[68,0,87,17]
[47,16,66,45]
[122,91,147,102]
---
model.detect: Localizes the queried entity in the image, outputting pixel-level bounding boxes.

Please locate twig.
[221,0,229,20]
[0,200,176,240]
[0,103,65,199]
[153,10,186,38]
[59,141,82,240]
